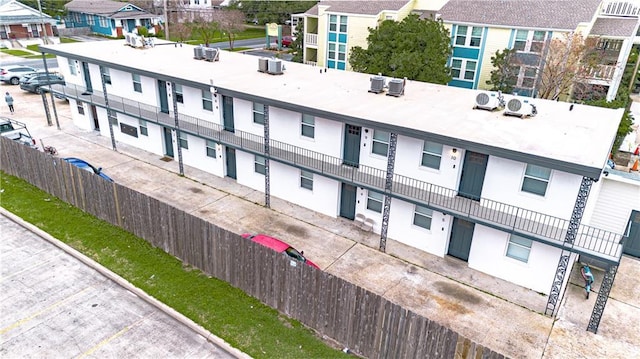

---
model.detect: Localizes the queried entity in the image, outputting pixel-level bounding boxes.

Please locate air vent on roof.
[386,78,405,97]
[267,59,283,75]
[194,46,204,59]
[369,76,385,94]
[504,97,538,118]
[258,58,269,72]
[204,47,220,62]
[474,91,504,111]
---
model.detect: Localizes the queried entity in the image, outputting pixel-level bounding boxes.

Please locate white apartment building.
[41,39,626,321]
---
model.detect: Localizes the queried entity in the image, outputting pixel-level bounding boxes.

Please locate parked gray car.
[0,65,37,85]
[19,73,65,94]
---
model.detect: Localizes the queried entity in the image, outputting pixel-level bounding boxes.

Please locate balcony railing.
[585,64,617,81]
[305,33,318,46]
[304,60,318,66]
[601,1,640,16]
[50,83,625,262]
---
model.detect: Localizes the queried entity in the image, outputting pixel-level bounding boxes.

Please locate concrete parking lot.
[1,55,639,358]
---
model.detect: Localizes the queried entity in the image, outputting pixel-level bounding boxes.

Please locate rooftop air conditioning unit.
[369,76,385,94]
[258,58,268,72]
[194,46,204,60]
[204,47,220,62]
[387,78,405,97]
[267,59,283,75]
[474,91,504,111]
[504,97,538,118]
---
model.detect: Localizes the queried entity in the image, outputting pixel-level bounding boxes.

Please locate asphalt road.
[0,213,240,358]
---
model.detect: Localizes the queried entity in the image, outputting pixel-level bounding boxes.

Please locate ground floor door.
[225,147,237,179]
[448,218,475,261]
[163,127,173,158]
[90,105,99,130]
[623,210,640,258]
[339,183,357,220]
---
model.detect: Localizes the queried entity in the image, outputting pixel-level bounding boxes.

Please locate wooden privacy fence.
[0,138,506,359]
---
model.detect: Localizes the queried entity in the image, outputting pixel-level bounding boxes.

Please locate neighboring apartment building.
[64,0,162,38]
[299,0,639,101]
[41,40,627,317]
[0,0,58,47]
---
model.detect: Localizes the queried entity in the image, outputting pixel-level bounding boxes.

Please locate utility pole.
[36,0,49,44]
[164,0,170,40]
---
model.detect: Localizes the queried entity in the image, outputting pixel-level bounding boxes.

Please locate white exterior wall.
[482,156,582,219]
[177,133,225,176]
[386,198,451,256]
[394,135,463,189]
[589,176,640,233]
[469,224,564,293]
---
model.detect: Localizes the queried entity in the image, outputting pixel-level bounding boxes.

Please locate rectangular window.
[513,30,528,51]
[178,132,188,149]
[513,30,546,53]
[101,67,111,85]
[372,130,389,157]
[413,205,433,230]
[530,31,545,52]
[253,102,265,124]
[328,43,336,60]
[68,60,77,75]
[339,16,347,33]
[455,26,467,45]
[254,155,266,175]
[367,191,384,213]
[301,114,315,138]
[300,170,313,190]
[77,101,85,115]
[521,67,537,88]
[87,15,95,26]
[132,73,142,93]
[506,234,533,262]
[451,59,462,78]
[99,16,108,27]
[470,27,482,47]
[202,89,212,111]
[329,15,337,31]
[421,141,443,169]
[451,58,476,81]
[139,119,148,136]
[206,140,217,158]
[464,60,476,80]
[521,164,551,196]
[175,84,184,104]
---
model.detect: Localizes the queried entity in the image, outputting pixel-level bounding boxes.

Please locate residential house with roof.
[64,0,162,38]
[0,0,58,47]
[39,38,630,330]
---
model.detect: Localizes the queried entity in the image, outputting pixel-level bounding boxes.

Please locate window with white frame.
[300,170,313,190]
[174,84,184,103]
[178,132,188,149]
[372,130,389,157]
[506,234,533,262]
[99,16,108,27]
[77,101,85,115]
[421,141,443,169]
[513,30,546,53]
[455,26,482,47]
[367,191,384,213]
[254,155,266,175]
[202,89,212,111]
[521,164,551,196]
[253,102,265,125]
[413,205,433,230]
[451,58,477,81]
[101,67,111,85]
[132,73,142,92]
[87,15,95,26]
[515,66,538,89]
[206,140,217,158]
[329,15,337,31]
[301,114,315,138]
[68,60,77,75]
[339,15,347,32]
[139,119,148,136]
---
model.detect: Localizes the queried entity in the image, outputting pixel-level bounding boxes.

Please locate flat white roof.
[42,40,624,176]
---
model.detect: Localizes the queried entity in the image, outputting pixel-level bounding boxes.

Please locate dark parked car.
[0,65,37,85]
[242,233,319,269]
[63,157,114,182]
[19,73,65,94]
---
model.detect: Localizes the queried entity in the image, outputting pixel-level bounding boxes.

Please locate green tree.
[190,16,219,46]
[486,48,518,93]
[229,0,316,24]
[21,0,68,17]
[349,14,452,84]
[291,21,304,63]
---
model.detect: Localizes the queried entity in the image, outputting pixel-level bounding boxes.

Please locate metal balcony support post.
[41,52,60,129]
[170,82,184,175]
[587,264,618,333]
[40,91,52,126]
[379,133,397,252]
[99,66,117,151]
[545,176,593,316]
[264,104,270,208]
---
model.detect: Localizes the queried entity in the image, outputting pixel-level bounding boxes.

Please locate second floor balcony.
[49,83,626,263]
[584,64,617,81]
[305,33,318,47]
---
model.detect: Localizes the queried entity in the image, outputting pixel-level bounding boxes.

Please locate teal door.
[623,210,640,258]
[339,183,357,219]
[163,127,173,157]
[158,80,169,114]
[82,62,92,93]
[225,147,237,179]
[222,95,234,132]
[343,124,361,167]
[448,218,475,261]
[458,151,488,201]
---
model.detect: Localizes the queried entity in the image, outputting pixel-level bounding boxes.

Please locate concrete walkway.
[1,77,639,358]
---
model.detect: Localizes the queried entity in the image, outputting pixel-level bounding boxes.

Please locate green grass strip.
[0,171,346,359]
[1,49,32,57]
